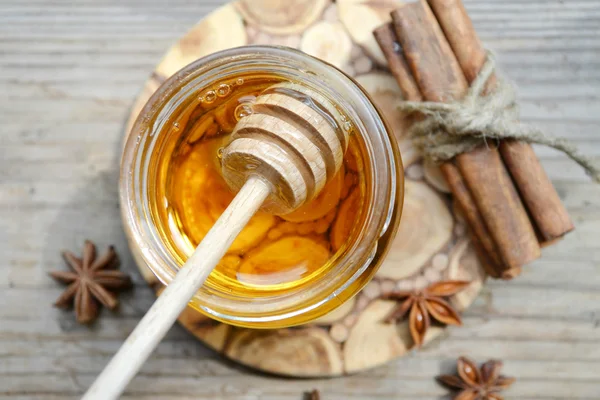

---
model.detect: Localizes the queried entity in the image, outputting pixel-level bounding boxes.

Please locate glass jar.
[120,46,403,329]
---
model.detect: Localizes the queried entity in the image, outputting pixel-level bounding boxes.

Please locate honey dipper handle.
[83,177,271,400]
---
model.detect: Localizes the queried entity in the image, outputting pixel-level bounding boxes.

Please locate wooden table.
[1,0,599,398]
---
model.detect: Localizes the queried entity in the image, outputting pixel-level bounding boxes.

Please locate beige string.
[398,52,600,183]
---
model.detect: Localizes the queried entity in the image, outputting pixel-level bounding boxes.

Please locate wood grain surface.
[1,0,599,399]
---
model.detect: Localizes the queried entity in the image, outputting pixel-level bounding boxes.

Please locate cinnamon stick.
[427,0,574,244]
[391,0,540,272]
[374,23,504,276]
[373,24,422,103]
[501,140,574,243]
[441,163,504,278]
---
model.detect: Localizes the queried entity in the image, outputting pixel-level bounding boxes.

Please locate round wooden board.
[126,0,487,377]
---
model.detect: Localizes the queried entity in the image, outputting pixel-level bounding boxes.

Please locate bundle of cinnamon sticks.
[373,0,574,279]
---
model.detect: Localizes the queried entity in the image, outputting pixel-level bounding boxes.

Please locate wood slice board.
[125,0,487,377]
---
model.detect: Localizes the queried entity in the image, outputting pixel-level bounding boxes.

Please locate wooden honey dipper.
[84,83,349,399]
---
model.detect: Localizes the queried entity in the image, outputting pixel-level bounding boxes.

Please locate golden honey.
[122,46,402,328]
[149,73,371,296]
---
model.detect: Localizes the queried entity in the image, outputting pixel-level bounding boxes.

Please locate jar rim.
[120,45,403,328]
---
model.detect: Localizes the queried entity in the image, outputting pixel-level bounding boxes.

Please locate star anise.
[382,280,470,346]
[49,240,132,324]
[437,357,516,400]
[305,389,320,400]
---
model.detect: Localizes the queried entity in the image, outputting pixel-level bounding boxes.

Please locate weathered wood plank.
[2,372,599,399]
[1,0,599,398]
[3,282,600,320]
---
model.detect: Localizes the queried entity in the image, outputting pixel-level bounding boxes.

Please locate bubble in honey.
[172,122,180,131]
[217,147,224,159]
[235,78,244,86]
[234,103,254,121]
[204,90,217,103]
[217,84,231,98]
[343,121,352,132]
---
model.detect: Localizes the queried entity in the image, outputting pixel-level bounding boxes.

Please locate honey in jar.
[121,46,402,328]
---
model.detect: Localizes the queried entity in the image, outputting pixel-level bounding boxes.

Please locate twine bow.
[398,52,600,183]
